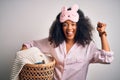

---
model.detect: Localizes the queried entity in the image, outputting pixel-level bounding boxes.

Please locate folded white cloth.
[11,47,50,80]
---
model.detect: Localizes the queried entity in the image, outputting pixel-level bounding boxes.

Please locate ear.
[61,6,67,12]
[71,4,79,12]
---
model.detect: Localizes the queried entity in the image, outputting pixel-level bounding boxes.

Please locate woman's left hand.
[97,22,106,33]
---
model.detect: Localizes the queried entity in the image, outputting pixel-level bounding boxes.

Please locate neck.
[66,39,75,44]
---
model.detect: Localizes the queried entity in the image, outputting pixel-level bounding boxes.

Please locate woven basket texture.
[19,58,55,80]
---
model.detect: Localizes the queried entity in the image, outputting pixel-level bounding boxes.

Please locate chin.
[66,37,75,41]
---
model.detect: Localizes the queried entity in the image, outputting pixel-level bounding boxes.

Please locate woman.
[21,4,113,80]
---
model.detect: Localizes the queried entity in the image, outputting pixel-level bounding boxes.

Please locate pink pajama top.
[23,38,114,80]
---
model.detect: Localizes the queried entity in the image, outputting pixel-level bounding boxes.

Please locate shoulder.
[88,41,96,47]
[86,41,97,50]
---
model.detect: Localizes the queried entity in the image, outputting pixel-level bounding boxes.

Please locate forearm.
[100,33,110,51]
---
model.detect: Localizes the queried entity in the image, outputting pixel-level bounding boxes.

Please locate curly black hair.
[48,9,94,47]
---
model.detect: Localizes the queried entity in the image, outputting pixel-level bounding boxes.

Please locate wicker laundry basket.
[19,58,55,80]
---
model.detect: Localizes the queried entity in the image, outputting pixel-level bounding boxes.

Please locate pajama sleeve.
[90,42,114,64]
[22,38,52,53]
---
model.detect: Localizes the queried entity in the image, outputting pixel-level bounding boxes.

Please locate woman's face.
[62,20,77,42]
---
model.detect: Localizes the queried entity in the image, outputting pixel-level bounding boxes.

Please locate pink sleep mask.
[60,4,79,23]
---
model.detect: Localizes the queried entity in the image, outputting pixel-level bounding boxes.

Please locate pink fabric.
[60,4,79,23]
[23,41,34,48]
[23,38,114,80]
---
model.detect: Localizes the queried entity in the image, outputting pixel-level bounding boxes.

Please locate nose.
[67,24,72,29]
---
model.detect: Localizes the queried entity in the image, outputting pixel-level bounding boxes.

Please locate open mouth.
[66,31,74,36]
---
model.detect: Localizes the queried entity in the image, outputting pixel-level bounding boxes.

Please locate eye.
[63,23,68,27]
[71,23,76,26]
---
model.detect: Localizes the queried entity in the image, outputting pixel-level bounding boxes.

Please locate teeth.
[67,32,73,34]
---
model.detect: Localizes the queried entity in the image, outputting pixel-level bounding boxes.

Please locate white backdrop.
[0,0,120,80]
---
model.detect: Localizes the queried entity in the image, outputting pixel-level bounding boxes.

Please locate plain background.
[0,0,120,80]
